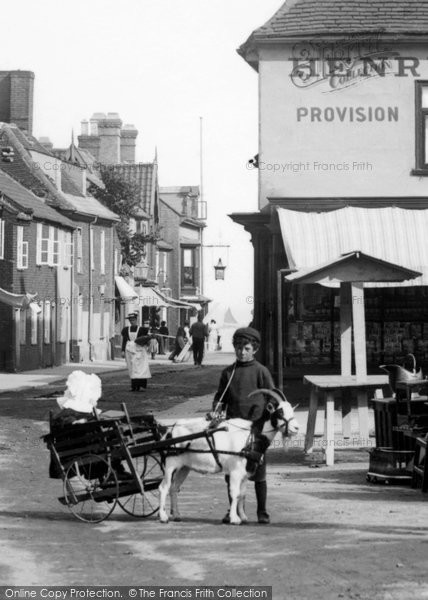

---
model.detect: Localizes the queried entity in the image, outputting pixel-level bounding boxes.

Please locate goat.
[158,390,299,524]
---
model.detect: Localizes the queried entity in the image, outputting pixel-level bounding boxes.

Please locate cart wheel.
[118,454,164,518]
[63,455,118,523]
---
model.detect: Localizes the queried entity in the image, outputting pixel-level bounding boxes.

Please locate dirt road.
[0,366,427,599]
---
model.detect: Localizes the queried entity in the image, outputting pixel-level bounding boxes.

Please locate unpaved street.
[0,364,427,599]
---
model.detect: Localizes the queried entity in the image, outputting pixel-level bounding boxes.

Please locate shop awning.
[154,289,197,310]
[0,287,37,308]
[114,276,138,300]
[136,286,171,308]
[277,206,428,287]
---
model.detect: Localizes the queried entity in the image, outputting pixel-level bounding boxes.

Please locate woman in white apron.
[121,313,151,391]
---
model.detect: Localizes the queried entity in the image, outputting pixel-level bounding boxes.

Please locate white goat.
[158,390,299,525]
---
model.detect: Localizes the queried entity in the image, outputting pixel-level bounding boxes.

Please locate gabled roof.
[0,170,74,228]
[239,0,428,66]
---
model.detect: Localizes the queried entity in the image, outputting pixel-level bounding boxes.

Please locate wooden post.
[277,270,283,391]
[325,391,335,466]
[351,282,367,379]
[304,387,318,454]
[340,282,352,376]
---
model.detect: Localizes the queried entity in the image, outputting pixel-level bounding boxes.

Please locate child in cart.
[49,370,132,480]
[212,327,275,524]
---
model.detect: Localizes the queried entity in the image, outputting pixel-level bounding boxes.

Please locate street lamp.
[214,258,226,280]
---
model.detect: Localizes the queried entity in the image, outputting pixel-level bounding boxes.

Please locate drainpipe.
[88,217,98,360]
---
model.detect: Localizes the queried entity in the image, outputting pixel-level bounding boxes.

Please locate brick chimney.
[98,112,122,164]
[77,113,105,161]
[120,124,138,163]
[0,70,34,134]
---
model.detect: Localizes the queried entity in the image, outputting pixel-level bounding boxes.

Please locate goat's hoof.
[170,515,182,522]
[159,515,169,523]
[230,518,242,525]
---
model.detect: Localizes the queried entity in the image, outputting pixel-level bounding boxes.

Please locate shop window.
[414,80,428,174]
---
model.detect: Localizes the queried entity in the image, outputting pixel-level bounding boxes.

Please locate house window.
[76,228,83,273]
[114,248,119,275]
[156,250,168,285]
[414,81,428,172]
[0,219,4,259]
[36,224,60,266]
[181,247,198,287]
[100,230,105,274]
[63,231,73,267]
[17,226,28,269]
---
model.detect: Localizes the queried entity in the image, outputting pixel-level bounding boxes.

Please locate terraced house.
[232,0,428,379]
[0,72,121,370]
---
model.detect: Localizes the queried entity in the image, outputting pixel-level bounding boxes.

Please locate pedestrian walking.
[121,313,151,391]
[207,319,218,351]
[168,325,187,362]
[212,326,274,524]
[148,327,159,359]
[189,313,208,366]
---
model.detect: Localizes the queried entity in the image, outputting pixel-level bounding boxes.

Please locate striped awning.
[277,206,428,287]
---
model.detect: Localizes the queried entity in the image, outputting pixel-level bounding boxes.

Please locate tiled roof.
[108,163,157,215]
[60,170,85,197]
[0,124,74,211]
[0,170,74,228]
[240,0,428,53]
[62,193,120,221]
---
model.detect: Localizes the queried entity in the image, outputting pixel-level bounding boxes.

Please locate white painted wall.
[258,42,428,206]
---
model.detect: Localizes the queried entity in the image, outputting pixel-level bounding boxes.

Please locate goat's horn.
[292,403,300,410]
[248,388,283,405]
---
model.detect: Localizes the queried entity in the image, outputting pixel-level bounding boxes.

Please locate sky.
[2,0,284,325]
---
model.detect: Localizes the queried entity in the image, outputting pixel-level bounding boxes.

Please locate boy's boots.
[255,480,270,524]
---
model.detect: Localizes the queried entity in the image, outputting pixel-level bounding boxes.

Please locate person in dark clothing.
[212,326,274,524]
[189,313,208,366]
[158,321,169,354]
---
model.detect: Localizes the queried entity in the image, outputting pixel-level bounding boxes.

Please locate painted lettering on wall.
[296,106,399,122]
[289,37,420,91]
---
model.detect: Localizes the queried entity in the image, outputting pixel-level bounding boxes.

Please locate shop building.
[232,0,428,378]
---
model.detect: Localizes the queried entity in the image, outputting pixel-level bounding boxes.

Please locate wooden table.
[304,374,389,466]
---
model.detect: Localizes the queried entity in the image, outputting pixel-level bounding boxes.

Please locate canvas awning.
[136,286,171,308]
[0,287,37,308]
[277,206,428,287]
[154,289,198,310]
[115,276,138,301]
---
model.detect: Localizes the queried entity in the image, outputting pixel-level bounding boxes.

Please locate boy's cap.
[233,327,261,345]
[127,312,138,319]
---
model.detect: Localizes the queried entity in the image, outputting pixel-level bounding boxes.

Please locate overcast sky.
[2,0,284,325]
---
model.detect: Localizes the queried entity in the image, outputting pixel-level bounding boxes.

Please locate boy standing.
[212,327,274,524]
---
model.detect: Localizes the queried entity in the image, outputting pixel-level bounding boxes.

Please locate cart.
[43,404,225,523]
